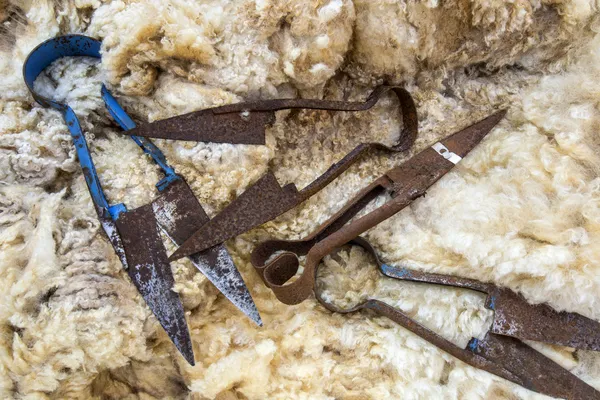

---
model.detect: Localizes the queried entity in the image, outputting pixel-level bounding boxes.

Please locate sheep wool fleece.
[1,0,600,399]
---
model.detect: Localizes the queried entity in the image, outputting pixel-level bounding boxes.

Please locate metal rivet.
[240,110,251,121]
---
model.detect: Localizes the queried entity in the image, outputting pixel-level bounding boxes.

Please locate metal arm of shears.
[168,86,419,261]
[101,87,179,191]
[125,83,417,145]
[23,35,262,328]
[311,237,600,400]
[251,110,507,305]
[103,87,262,326]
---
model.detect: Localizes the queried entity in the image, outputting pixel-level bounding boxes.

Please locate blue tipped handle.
[100,86,180,191]
[23,35,180,221]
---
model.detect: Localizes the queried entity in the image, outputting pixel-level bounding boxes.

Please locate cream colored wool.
[1,0,600,399]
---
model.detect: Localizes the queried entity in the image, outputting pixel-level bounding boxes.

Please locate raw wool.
[0,1,600,400]
[87,0,355,98]
[348,0,596,82]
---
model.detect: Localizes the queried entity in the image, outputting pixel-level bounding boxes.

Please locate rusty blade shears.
[316,238,600,400]
[168,85,419,262]
[251,111,506,304]
[23,35,262,365]
[250,112,600,399]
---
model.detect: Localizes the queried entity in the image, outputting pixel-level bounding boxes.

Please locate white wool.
[2,0,600,399]
[318,0,344,23]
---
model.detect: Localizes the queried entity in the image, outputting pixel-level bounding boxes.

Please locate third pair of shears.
[250,111,600,399]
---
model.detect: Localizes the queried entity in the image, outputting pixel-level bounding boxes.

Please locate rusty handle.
[212,95,375,114]
[262,191,415,305]
[214,85,399,114]
[380,265,493,294]
[359,300,526,386]
[310,193,414,266]
[253,176,392,299]
[298,87,418,199]
[314,290,525,388]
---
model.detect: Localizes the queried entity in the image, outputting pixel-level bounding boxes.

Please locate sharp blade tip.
[181,350,195,366]
[172,336,195,366]
[164,318,195,366]
[229,293,262,326]
[251,313,263,327]
[493,108,508,120]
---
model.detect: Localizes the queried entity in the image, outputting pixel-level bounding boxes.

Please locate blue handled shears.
[23,35,262,364]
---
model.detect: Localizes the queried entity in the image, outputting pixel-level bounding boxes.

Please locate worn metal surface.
[368,298,600,399]
[101,86,262,326]
[128,107,275,144]
[248,107,600,397]
[379,266,600,351]
[470,333,600,399]
[25,35,262,330]
[487,287,600,350]
[126,85,414,145]
[23,35,195,365]
[168,86,419,261]
[315,238,600,399]
[251,110,507,305]
[115,204,195,365]
[153,179,262,326]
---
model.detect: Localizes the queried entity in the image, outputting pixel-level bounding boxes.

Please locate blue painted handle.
[23,35,179,220]
[100,86,179,191]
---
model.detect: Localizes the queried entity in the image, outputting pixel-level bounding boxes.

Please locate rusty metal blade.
[123,85,413,144]
[96,207,130,270]
[168,172,301,262]
[381,264,600,351]
[115,204,195,365]
[359,300,529,389]
[382,265,600,350]
[487,288,600,351]
[251,111,506,305]
[469,333,600,399]
[152,179,262,325]
[386,110,507,189]
[312,240,599,398]
[126,109,274,144]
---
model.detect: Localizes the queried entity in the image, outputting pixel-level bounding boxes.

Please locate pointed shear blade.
[379,265,600,397]
[168,172,301,262]
[387,110,507,192]
[124,108,274,144]
[115,204,195,365]
[382,266,600,351]
[153,179,262,325]
[487,288,600,351]
[470,333,600,399]
[168,87,420,261]
[361,300,600,399]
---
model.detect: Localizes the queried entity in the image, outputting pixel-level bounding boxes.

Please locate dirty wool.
[1,0,600,399]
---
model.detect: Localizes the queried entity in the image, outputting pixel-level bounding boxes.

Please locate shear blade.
[168,172,300,262]
[187,245,262,326]
[124,108,273,144]
[115,204,195,365]
[487,288,600,351]
[470,333,600,399]
[153,179,262,326]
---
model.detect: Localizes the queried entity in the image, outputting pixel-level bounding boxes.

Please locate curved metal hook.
[23,34,180,196]
[251,176,391,302]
